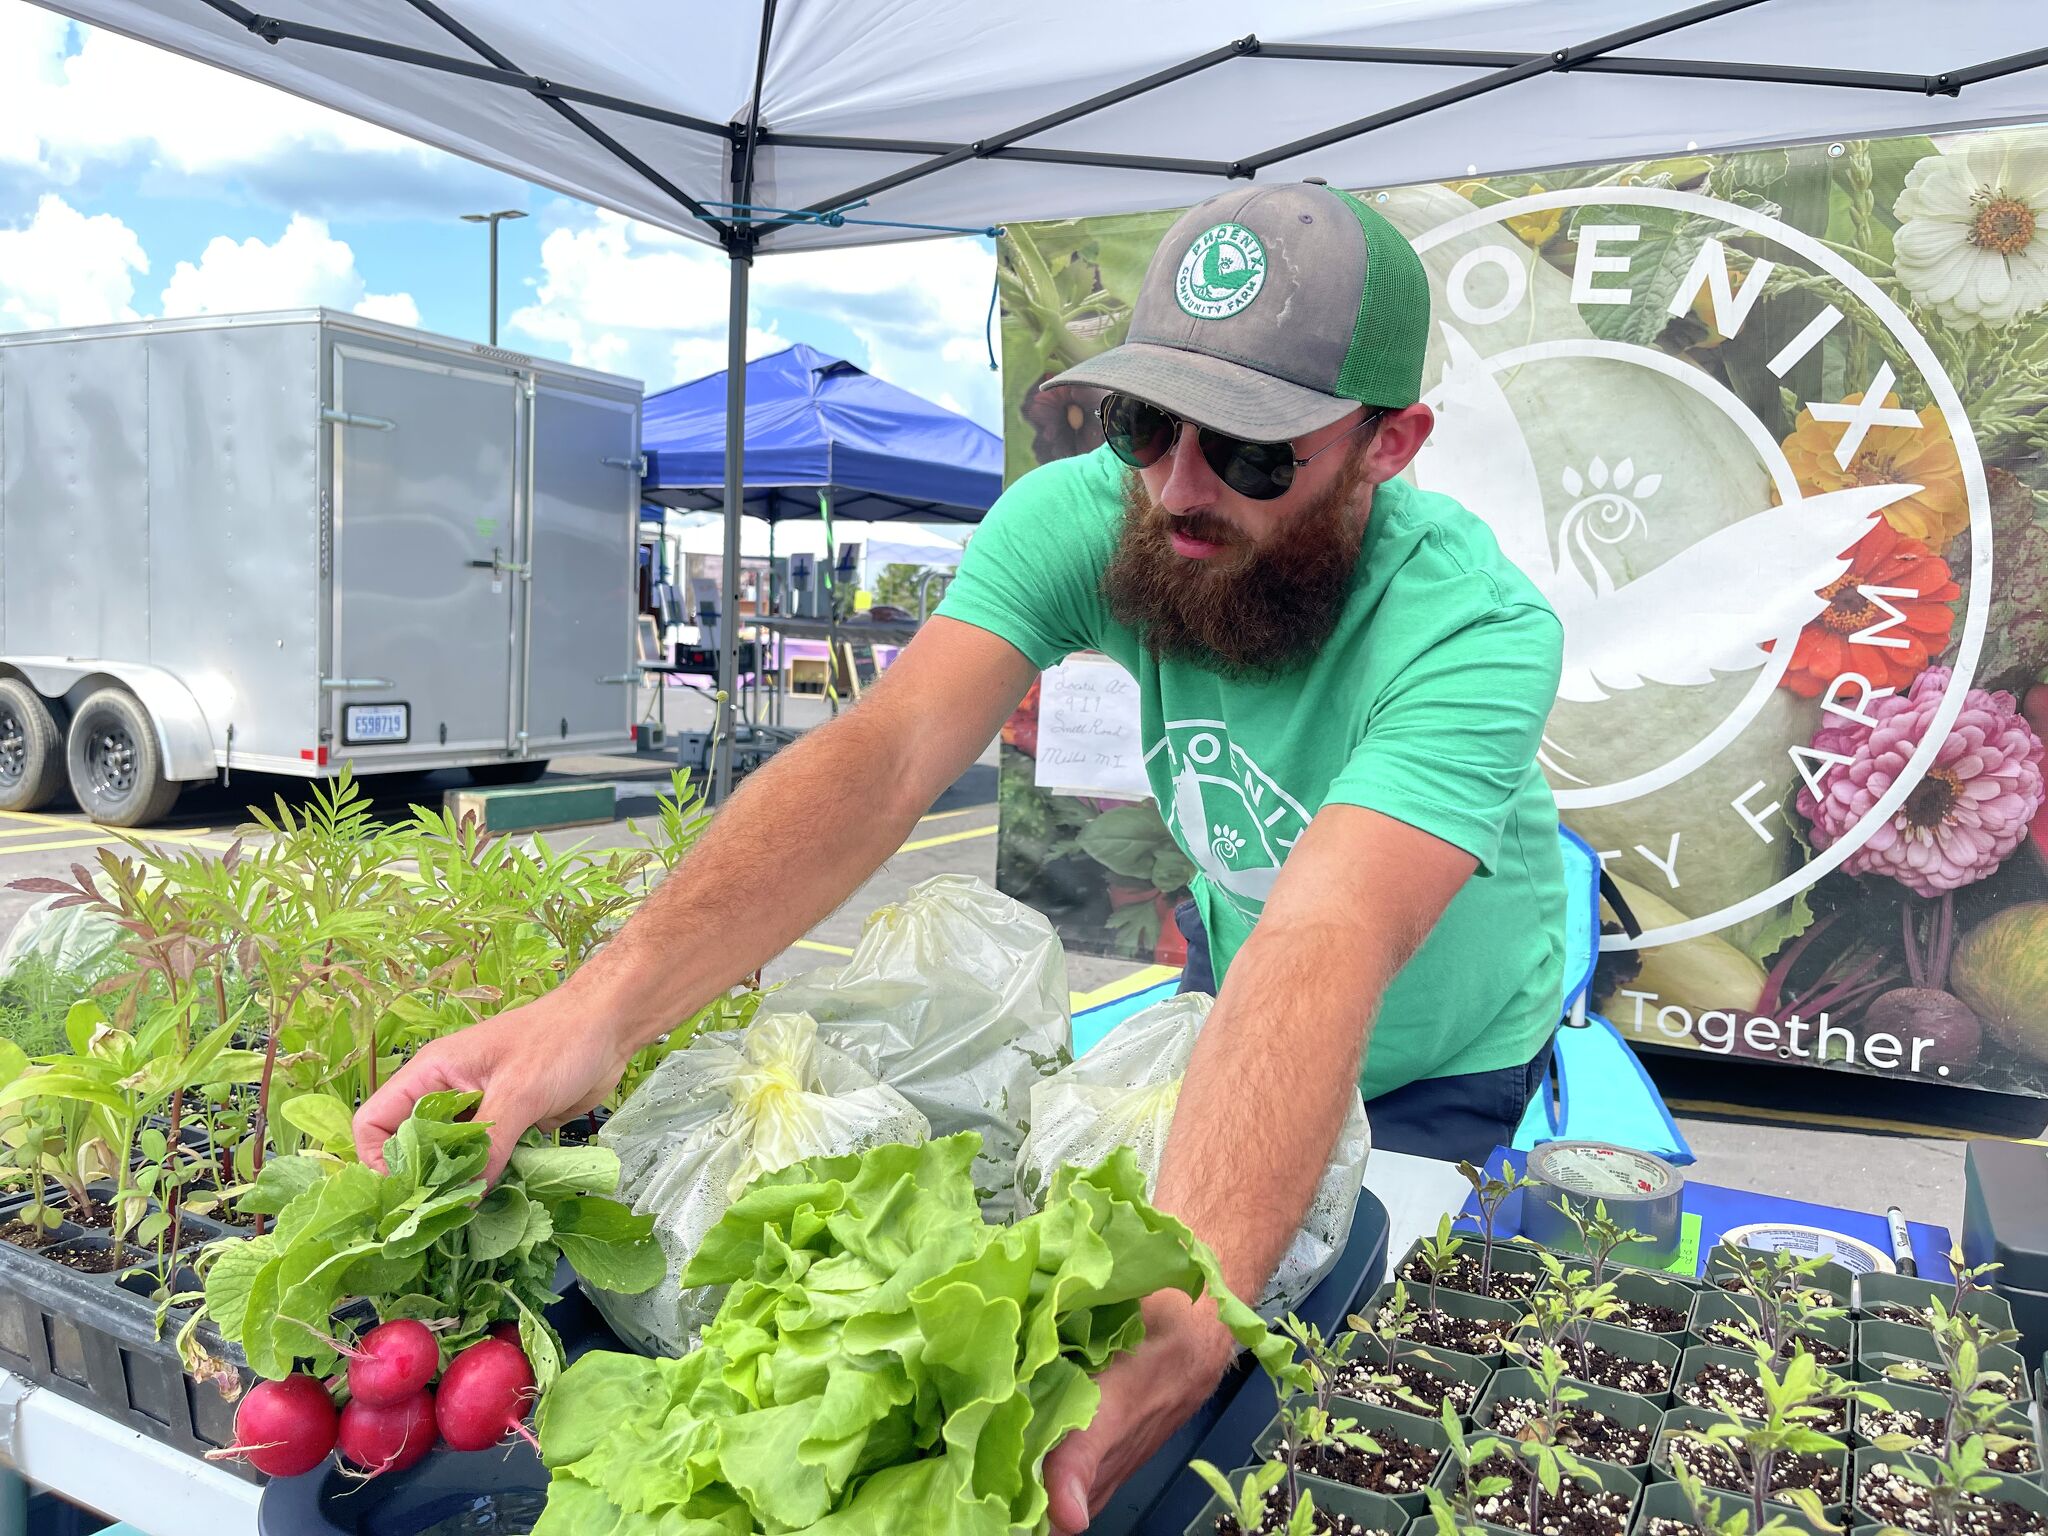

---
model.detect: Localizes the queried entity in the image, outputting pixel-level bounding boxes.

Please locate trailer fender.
[0,659,218,783]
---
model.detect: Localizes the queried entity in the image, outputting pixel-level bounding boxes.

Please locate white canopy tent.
[659,512,961,570]
[38,0,2048,792]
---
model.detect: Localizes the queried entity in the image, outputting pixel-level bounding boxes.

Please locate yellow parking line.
[0,827,227,858]
[915,804,995,824]
[897,824,997,854]
[0,834,125,856]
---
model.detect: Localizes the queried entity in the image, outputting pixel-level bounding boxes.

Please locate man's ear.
[1362,403,1435,484]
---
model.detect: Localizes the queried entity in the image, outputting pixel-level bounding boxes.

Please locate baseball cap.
[1045,181,1430,442]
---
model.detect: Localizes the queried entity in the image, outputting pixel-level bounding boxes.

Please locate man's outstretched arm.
[1044,804,1477,1533]
[353,616,1038,1177]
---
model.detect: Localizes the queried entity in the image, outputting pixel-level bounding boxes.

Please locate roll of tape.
[1521,1141,1686,1262]
[1718,1222,1894,1276]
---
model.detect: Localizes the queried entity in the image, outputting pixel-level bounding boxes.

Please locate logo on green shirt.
[1153,720,1311,922]
[1175,224,1267,320]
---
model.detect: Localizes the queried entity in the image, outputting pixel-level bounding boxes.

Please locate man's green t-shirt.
[938,446,1568,1099]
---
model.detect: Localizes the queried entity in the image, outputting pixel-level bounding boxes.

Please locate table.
[731,615,917,729]
[0,1369,259,1536]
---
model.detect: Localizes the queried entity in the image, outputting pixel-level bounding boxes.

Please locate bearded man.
[355,182,1567,1530]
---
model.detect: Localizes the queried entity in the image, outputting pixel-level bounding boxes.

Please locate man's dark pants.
[1172,899,1554,1166]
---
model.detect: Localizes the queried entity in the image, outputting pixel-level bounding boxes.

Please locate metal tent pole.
[714,255,750,802]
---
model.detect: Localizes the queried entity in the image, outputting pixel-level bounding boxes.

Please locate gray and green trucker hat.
[1046,180,1430,441]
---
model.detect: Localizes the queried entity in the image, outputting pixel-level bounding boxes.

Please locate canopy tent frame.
[108,0,2048,798]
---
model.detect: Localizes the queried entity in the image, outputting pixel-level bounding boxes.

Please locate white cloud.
[0,10,518,214]
[0,193,147,331]
[505,208,1001,421]
[159,214,416,323]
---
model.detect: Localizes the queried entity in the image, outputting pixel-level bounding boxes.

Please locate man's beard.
[1100,446,1374,680]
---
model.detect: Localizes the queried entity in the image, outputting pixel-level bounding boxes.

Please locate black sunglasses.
[1097,392,1387,502]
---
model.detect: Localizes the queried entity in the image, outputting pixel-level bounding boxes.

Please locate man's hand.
[1044,1292,1235,1535]
[352,987,635,1181]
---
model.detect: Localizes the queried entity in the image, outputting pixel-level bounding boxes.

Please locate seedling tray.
[1251,1394,1452,1514]
[1185,1466,1408,1536]
[1653,1403,1850,1520]
[1476,1365,1662,1473]
[0,1200,257,1483]
[1629,1471,1837,1536]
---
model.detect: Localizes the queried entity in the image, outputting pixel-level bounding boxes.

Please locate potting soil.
[0,1219,58,1250]
[1668,1438,1843,1503]
[1464,1453,1633,1536]
[1486,1398,1653,1467]
[1858,1461,2048,1536]
[1699,1319,1848,1367]
[1679,1363,1847,1431]
[1211,1490,1386,1536]
[1543,1340,1670,1395]
[1334,1357,1482,1417]
[1279,1428,1439,1495]
[1880,1362,2025,1400]
[1602,1297,1687,1336]
[1859,1408,2040,1473]
[1398,1252,1539,1302]
[1644,1520,1703,1536]
[1380,1302,1505,1356]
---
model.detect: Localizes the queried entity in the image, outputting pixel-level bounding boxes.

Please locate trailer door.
[331,344,519,759]
[518,383,638,755]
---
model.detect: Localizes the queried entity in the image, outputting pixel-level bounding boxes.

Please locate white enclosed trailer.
[0,310,643,825]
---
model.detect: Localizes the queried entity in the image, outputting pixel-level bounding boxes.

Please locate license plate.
[343,703,410,745]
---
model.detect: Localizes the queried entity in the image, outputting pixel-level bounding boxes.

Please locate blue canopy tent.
[641,343,1002,525]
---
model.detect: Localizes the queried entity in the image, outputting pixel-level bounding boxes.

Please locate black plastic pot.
[1687,1289,1855,1364]
[1184,1465,1410,1536]
[1654,1403,1850,1518]
[1476,1365,1662,1472]
[1338,1333,1495,1424]
[258,1443,551,1536]
[1429,1440,1643,1536]
[1390,1233,1548,1305]
[1252,1395,1451,1514]
[1510,1320,1683,1405]
[1851,1444,2048,1531]
[1673,1344,1853,1434]
[1856,1317,2031,1400]
[1360,1279,1522,1364]
[1849,1376,2042,1474]
[1704,1242,1853,1307]
[1854,1271,2016,1333]
[1628,1472,1837,1536]
[1577,1266,1696,1338]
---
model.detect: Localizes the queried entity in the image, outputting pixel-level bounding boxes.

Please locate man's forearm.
[563,703,929,1051]
[1151,914,1389,1337]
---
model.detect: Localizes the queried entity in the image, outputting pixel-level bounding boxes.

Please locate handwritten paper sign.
[1033,654,1150,801]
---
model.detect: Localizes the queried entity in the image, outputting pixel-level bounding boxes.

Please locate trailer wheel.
[66,689,183,827]
[0,679,64,812]
[468,759,549,786]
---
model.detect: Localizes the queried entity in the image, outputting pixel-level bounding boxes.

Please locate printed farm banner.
[995,128,2048,1096]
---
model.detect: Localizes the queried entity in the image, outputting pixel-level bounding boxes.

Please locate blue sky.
[0,4,1003,425]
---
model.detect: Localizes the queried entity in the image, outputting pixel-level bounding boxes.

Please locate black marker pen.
[1887,1206,1917,1277]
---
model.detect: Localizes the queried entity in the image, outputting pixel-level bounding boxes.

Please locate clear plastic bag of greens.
[588,1009,929,1356]
[1012,992,1370,1315]
[769,874,1072,1213]
[0,895,127,1055]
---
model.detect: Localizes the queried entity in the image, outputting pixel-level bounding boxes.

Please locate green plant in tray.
[1456,1156,1538,1297]
[1552,1195,1652,1288]
[1418,1213,1465,1313]
[1673,1348,1874,1531]
[1270,1313,1385,1519]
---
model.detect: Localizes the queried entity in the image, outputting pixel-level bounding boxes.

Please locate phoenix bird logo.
[1412,325,1922,783]
[1192,240,1257,302]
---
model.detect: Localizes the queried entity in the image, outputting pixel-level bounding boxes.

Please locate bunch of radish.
[209,1320,538,1479]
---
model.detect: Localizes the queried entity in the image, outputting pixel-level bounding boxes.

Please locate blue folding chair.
[1512,827,1693,1164]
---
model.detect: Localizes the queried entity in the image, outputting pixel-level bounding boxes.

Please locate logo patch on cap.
[1175,223,1266,320]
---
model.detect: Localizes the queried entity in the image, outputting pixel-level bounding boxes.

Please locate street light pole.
[460,208,527,345]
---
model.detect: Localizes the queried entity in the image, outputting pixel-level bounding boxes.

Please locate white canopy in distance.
[661,512,963,571]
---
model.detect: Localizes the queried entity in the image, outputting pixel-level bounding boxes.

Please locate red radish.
[435,1338,538,1452]
[330,1319,441,1408]
[338,1389,437,1476]
[488,1322,522,1347]
[206,1374,338,1477]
